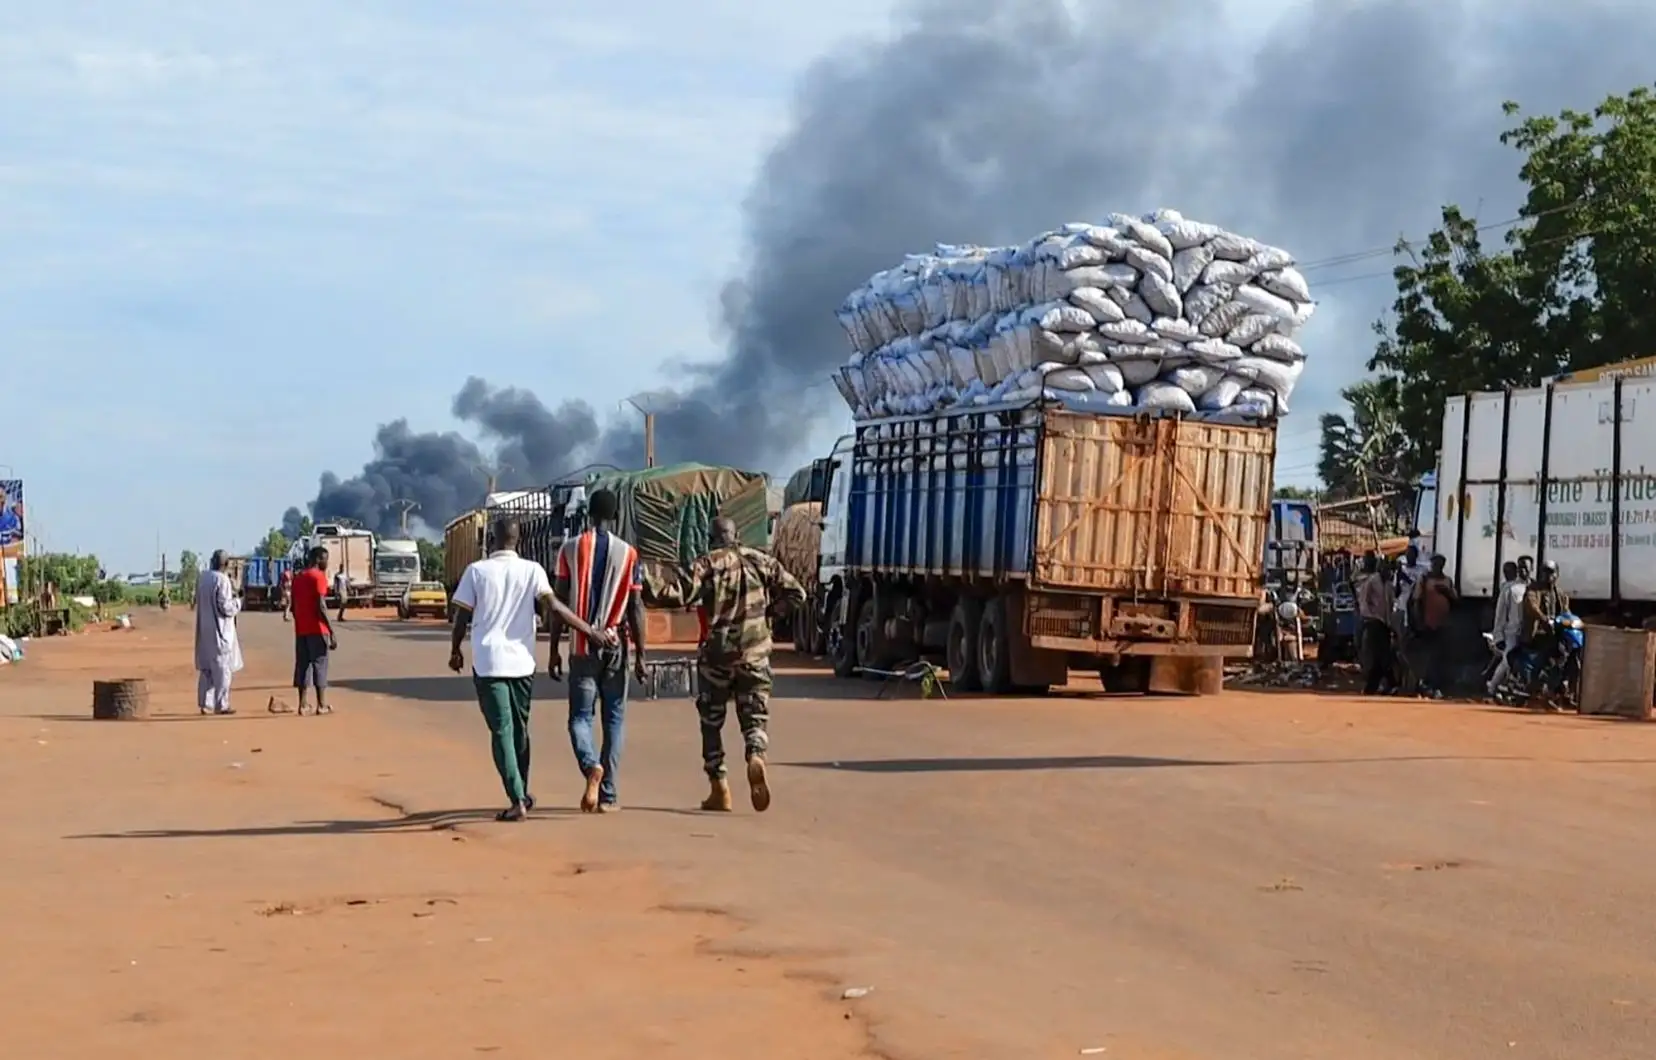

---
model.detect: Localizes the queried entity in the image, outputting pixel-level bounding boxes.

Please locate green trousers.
[474,675,534,804]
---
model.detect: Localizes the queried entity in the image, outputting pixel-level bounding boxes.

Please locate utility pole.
[391,500,419,536]
[474,463,511,502]
[622,393,670,468]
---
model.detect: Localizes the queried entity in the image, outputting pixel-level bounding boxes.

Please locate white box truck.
[1416,363,1656,615]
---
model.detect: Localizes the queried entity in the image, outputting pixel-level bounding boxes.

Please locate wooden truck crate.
[1579,626,1656,720]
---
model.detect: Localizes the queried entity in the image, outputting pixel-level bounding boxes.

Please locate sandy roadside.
[0,613,871,1060]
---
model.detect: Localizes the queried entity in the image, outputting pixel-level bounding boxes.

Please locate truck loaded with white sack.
[805,210,1313,694]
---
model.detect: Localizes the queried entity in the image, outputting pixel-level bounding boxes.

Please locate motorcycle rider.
[1486,560,1527,697]
[1520,559,1570,684]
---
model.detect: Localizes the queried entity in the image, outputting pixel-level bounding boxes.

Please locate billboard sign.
[0,479,23,607]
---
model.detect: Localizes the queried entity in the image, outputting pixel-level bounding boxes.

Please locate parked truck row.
[230,524,426,611]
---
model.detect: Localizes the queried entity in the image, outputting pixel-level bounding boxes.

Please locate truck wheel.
[831,586,860,678]
[977,595,1014,694]
[855,595,887,677]
[947,598,984,693]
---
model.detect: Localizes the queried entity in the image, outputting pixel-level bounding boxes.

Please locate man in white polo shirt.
[449,517,611,822]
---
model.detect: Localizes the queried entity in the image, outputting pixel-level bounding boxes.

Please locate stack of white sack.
[832,209,1313,420]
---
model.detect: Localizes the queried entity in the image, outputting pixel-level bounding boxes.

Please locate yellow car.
[399,581,450,620]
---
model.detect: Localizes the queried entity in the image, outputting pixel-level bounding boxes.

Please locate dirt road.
[9,612,1656,1058]
[0,614,866,1060]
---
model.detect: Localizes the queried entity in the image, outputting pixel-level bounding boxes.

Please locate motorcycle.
[1485,613,1585,710]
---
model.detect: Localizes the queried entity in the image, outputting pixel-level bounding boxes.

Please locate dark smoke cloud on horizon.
[298,0,1656,535]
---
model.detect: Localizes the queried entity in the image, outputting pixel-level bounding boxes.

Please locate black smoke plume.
[302,0,1656,533]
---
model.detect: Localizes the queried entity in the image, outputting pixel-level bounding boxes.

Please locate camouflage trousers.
[696,653,771,779]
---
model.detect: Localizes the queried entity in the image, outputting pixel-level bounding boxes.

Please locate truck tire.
[947,597,984,693]
[977,595,1015,694]
[831,585,860,679]
[855,595,886,677]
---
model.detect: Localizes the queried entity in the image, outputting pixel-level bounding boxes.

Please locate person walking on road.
[451,518,612,822]
[333,568,350,624]
[279,566,294,622]
[193,550,244,715]
[548,488,647,814]
[652,517,806,813]
[291,547,337,716]
[1355,552,1395,695]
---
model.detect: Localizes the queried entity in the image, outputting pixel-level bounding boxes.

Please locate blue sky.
[2,0,917,571]
[11,0,1621,574]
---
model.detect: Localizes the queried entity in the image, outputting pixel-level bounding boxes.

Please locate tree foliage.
[178,550,200,600]
[416,538,445,582]
[259,528,290,559]
[1336,83,1656,481]
[1317,377,1409,499]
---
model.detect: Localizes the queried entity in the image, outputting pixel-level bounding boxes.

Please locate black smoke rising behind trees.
[298,0,1656,534]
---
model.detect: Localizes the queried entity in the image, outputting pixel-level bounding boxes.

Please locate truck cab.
[1410,470,1438,559]
[373,539,422,604]
[802,436,854,660]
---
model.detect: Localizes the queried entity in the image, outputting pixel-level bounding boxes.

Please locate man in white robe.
[194,550,244,715]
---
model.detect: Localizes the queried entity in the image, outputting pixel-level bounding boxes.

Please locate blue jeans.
[567,654,628,805]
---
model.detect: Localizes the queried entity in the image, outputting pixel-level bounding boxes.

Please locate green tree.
[416,538,445,583]
[1273,485,1318,500]
[1317,377,1409,500]
[259,528,290,559]
[1360,83,1656,477]
[178,550,200,600]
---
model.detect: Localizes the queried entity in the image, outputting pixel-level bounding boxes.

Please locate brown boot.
[746,756,771,813]
[700,776,732,812]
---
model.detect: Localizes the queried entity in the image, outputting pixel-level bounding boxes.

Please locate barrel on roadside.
[91,678,149,720]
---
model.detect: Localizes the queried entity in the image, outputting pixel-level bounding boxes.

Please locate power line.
[1295,192,1597,275]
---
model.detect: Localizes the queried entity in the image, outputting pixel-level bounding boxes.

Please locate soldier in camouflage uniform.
[654,517,805,812]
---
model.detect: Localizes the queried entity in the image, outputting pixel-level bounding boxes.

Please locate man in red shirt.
[290,546,338,715]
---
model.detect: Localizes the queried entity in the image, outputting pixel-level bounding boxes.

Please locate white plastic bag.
[1247,246,1295,272]
[1165,363,1227,396]
[1198,375,1247,410]
[1225,313,1278,347]
[1069,287,1126,324]
[1039,303,1099,333]
[1135,381,1197,412]
[1231,355,1304,394]
[1041,365,1095,391]
[1152,316,1200,342]
[1077,225,1132,257]
[1201,259,1257,287]
[1188,337,1245,364]
[1171,245,1215,293]
[1251,333,1305,361]
[1125,245,1173,284]
[1183,282,1232,324]
[1234,283,1299,323]
[1198,300,1251,337]
[1158,219,1223,250]
[1120,218,1175,260]
[1258,266,1311,303]
[1098,319,1153,344]
[1207,232,1261,261]
[1139,273,1183,318]
[1122,293,1155,324]
[1083,363,1125,392]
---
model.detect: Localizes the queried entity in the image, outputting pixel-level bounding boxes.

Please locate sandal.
[495,805,526,822]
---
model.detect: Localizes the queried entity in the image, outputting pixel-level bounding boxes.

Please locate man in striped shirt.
[548,488,648,813]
